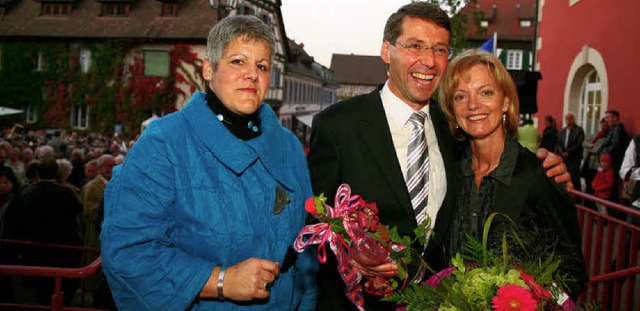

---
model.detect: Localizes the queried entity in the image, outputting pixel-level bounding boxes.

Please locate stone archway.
[564,46,608,137]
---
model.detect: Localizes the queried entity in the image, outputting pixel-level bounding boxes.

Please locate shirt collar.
[381,82,430,129]
[460,134,518,186]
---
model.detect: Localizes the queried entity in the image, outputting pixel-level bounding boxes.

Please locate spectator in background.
[5,146,25,185]
[80,154,116,251]
[592,154,615,215]
[21,160,40,193]
[540,115,558,152]
[83,159,98,185]
[517,117,539,153]
[581,117,610,196]
[599,110,629,174]
[0,166,24,303]
[21,147,33,169]
[620,135,640,215]
[0,141,12,161]
[599,110,629,205]
[56,158,80,197]
[22,158,83,305]
[0,149,6,167]
[34,145,55,161]
[558,112,585,190]
[68,148,86,189]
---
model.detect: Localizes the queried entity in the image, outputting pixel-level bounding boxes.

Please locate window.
[506,50,523,70]
[26,106,37,124]
[143,50,170,77]
[79,48,91,73]
[161,3,178,17]
[33,52,44,71]
[102,3,129,17]
[240,5,254,15]
[480,20,489,28]
[260,13,271,25]
[41,3,71,16]
[71,104,89,129]
[270,66,281,88]
[519,19,532,28]
[578,69,602,138]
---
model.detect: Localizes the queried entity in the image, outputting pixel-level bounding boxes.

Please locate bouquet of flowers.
[383,213,577,311]
[293,184,429,311]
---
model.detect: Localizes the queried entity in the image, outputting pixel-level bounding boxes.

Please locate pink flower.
[425,266,456,288]
[305,197,319,215]
[492,284,538,311]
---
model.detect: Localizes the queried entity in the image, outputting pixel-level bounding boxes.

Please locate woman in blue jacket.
[101,15,317,310]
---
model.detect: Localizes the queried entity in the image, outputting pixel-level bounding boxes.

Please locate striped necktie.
[406,111,429,225]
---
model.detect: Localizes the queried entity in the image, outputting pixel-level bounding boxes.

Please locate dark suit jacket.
[557,125,585,162]
[307,88,457,311]
[22,181,83,261]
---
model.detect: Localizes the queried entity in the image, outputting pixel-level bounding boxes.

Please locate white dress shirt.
[380,82,447,233]
[620,139,640,208]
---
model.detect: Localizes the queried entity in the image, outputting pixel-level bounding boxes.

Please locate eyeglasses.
[394,40,453,58]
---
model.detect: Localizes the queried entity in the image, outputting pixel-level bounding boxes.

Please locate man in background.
[558,112,584,189]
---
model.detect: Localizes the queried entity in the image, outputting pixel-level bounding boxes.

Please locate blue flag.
[479,32,497,54]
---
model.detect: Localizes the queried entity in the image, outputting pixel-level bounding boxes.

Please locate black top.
[448,135,588,300]
[205,87,261,141]
[540,126,558,151]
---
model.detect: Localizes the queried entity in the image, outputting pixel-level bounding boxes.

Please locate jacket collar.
[460,134,517,186]
[181,92,295,190]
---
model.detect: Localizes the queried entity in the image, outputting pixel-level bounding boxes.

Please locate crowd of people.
[5,1,639,310]
[518,110,639,220]
[0,129,128,307]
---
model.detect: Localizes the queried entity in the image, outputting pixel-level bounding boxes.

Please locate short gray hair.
[206,15,276,68]
[56,158,73,181]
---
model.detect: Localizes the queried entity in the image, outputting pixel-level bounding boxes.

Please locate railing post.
[51,276,64,311]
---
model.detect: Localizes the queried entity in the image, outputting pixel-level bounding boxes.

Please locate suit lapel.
[357,91,416,226]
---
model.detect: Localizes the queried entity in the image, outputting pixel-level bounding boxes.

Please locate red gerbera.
[517,269,553,300]
[492,284,538,311]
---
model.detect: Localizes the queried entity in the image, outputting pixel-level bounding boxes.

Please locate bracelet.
[217,266,226,299]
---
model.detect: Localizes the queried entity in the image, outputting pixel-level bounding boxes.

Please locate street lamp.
[209,0,238,20]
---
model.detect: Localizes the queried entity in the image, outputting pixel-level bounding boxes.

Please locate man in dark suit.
[558,112,585,189]
[22,158,83,306]
[307,3,571,311]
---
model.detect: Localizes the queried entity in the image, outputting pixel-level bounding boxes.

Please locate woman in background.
[540,115,558,152]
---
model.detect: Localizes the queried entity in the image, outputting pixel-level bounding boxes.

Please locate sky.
[280,0,412,68]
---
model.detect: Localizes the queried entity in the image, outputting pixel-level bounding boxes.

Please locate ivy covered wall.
[0,40,204,138]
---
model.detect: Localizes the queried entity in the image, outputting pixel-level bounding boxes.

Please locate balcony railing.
[572,190,640,310]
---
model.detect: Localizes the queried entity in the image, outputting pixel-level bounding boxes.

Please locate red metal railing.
[0,238,103,311]
[572,190,640,311]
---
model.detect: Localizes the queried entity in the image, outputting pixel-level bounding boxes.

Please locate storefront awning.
[295,114,315,128]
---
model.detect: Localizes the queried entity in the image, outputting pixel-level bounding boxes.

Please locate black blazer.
[307,88,457,311]
[557,125,585,161]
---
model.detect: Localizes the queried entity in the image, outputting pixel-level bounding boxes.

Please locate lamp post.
[210,0,238,20]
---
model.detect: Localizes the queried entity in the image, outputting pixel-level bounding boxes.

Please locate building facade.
[464,0,537,71]
[280,40,337,147]
[0,0,288,137]
[535,0,640,137]
[330,54,386,102]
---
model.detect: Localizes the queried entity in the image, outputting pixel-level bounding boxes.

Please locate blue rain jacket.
[101,92,317,310]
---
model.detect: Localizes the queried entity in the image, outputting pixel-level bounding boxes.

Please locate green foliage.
[427,0,484,53]
[0,39,202,137]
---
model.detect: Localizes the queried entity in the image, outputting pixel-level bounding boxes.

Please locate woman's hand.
[223,258,280,301]
[199,258,279,301]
